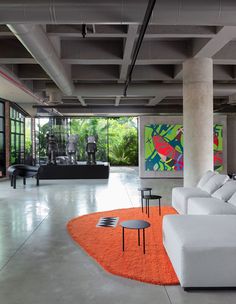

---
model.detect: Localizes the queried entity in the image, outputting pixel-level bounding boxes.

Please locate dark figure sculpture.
[86,135,97,165]
[46,133,58,165]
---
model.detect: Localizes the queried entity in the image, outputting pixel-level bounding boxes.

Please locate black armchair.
[8,164,40,189]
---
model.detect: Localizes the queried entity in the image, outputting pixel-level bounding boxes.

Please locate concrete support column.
[183,57,213,187]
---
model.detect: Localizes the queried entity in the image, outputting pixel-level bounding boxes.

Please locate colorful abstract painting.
[145,124,223,172]
[214,124,223,171]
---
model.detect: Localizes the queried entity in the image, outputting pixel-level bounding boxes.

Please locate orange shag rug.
[67,206,179,285]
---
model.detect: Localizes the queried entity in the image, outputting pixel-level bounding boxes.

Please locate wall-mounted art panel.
[139,116,227,178]
[214,124,223,172]
[145,124,223,172]
[145,124,184,172]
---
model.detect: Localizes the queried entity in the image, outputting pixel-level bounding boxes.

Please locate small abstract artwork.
[96,217,119,228]
[145,124,223,172]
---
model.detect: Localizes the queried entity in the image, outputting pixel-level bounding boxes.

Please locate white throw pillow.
[197,170,216,189]
[228,192,236,207]
[212,180,236,201]
[201,174,230,194]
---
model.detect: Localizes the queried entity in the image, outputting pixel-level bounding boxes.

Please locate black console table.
[38,162,110,180]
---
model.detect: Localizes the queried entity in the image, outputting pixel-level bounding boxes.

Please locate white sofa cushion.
[228,192,236,207]
[163,215,236,287]
[188,197,236,215]
[200,174,229,194]
[172,187,210,214]
[197,170,216,189]
[212,180,236,201]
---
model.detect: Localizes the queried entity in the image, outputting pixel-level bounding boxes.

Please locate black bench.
[8,165,40,189]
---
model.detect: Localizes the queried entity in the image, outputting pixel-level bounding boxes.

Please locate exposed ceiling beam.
[92,24,96,34]
[119,25,139,82]
[0,58,36,64]
[2,1,236,25]
[33,105,184,116]
[193,26,236,58]
[115,96,121,106]
[71,83,236,97]
[77,96,86,106]
[173,64,183,80]
[0,64,44,103]
[46,25,217,39]
[147,96,166,106]
[8,24,75,96]
[174,26,236,80]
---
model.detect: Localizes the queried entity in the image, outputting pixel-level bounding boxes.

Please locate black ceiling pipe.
[123,0,156,97]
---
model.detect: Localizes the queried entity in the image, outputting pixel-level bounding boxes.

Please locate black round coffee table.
[120,220,151,254]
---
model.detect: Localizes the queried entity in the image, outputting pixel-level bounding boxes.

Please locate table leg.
[143,229,146,254]
[147,199,150,218]
[159,198,161,215]
[13,176,16,189]
[141,191,143,212]
[138,229,140,246]
[10,175,13,187]
[23,177,26,185]
[122,227,125,251]
[145,198,147,214]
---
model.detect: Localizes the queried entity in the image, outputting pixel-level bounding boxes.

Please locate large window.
[25,117,32,164]
[70,117,108,162]
[35,116,138,166]
[108,117,138,166]
[0,101,5,176]
[10,107,25,164]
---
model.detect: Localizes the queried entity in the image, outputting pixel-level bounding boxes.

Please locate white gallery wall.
[139,115,227,178]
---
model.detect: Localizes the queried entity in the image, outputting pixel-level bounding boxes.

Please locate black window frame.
[10,106,25,165]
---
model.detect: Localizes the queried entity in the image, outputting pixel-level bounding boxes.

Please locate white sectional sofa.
[163,215,236,288]
[163,171,236,288]
[187,180,236,215]
[172,171,231,214]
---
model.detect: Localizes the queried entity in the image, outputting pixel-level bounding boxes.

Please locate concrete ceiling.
[1,1,236,115]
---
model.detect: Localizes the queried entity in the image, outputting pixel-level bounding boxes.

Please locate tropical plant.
[108,117,138,166]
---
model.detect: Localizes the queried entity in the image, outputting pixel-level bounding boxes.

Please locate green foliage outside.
[108,118,138,165]
[70,118,108,161]
[25,118,32,160]
[36,120,51,157]
[35,116,138,166]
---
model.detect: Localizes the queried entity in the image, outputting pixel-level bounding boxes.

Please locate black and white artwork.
[96,217,119,228]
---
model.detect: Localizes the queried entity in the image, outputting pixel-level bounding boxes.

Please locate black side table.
[137,188,152,213]
[120,220,151,254]
[143,195,162,217]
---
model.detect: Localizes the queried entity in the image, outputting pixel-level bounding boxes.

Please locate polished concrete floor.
[0,167,236,304]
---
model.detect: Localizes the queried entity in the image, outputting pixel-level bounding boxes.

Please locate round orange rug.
[67,206,179,285]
